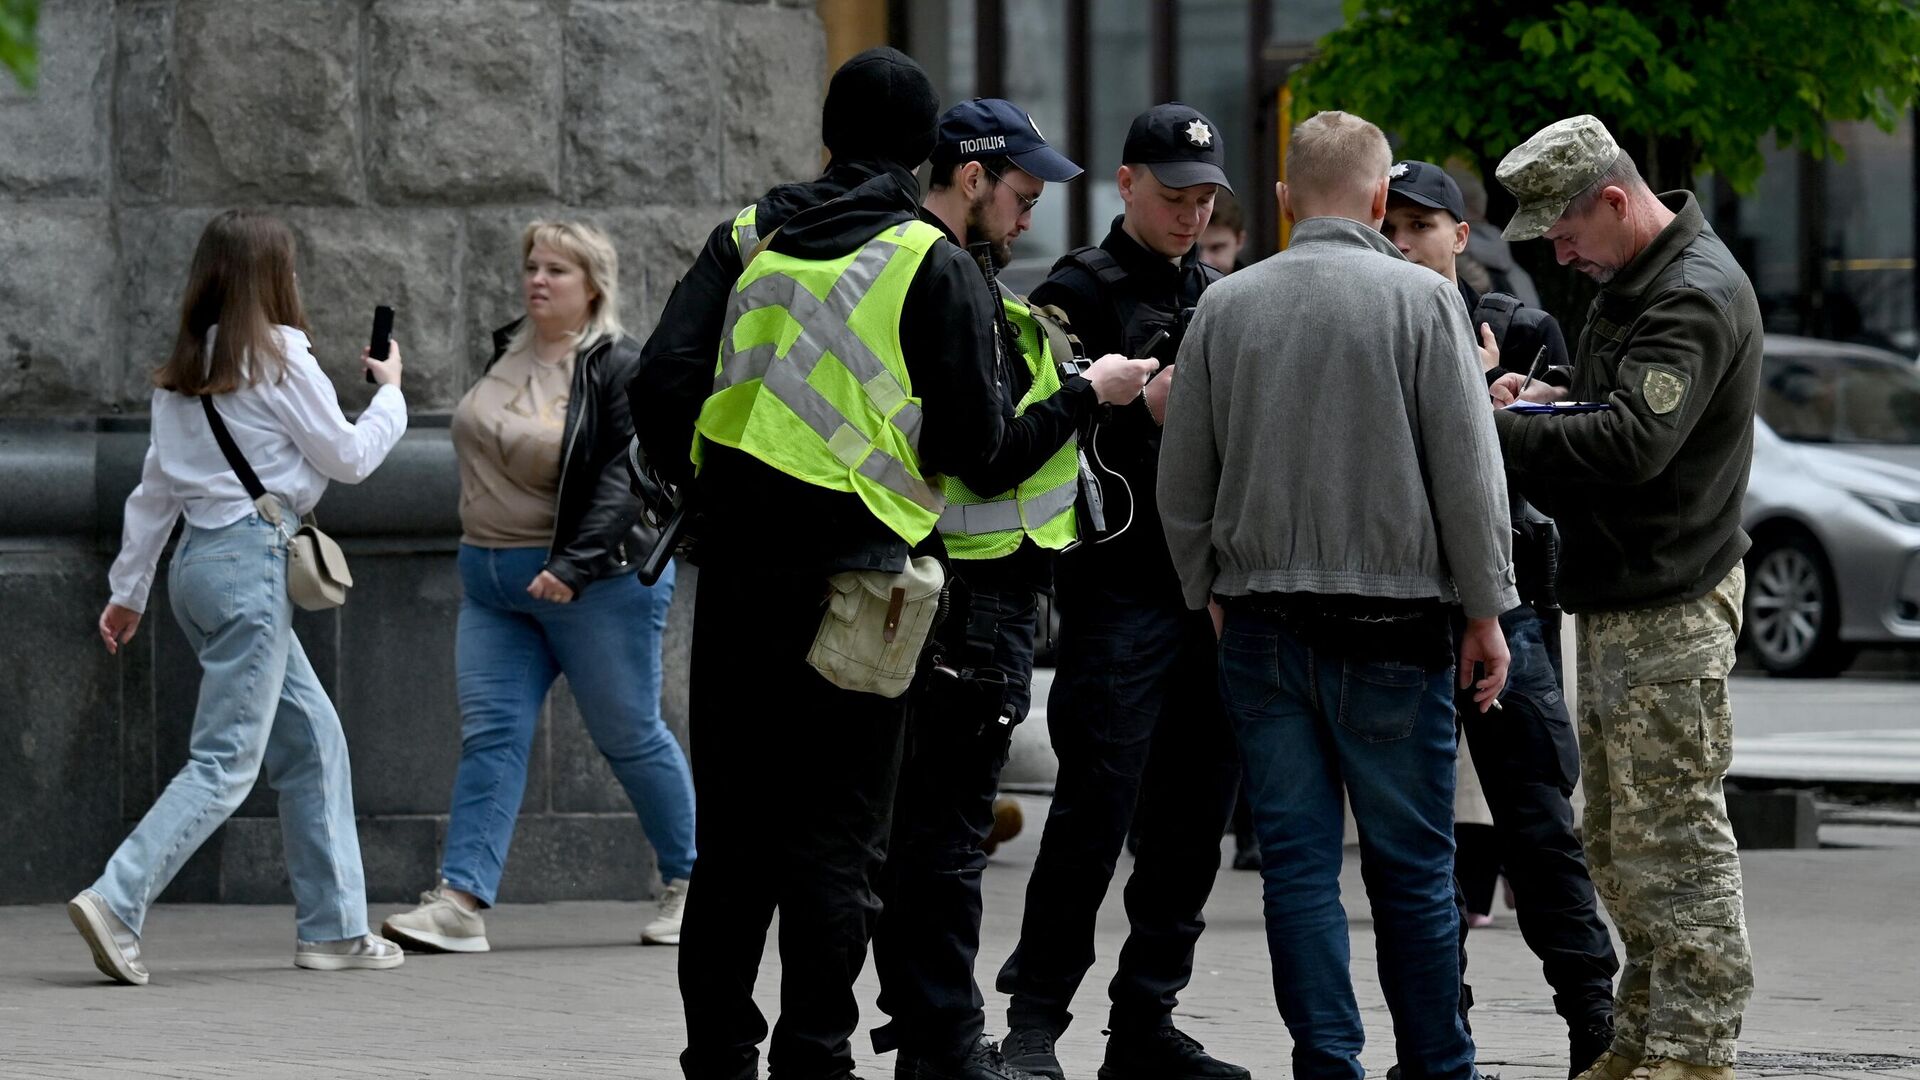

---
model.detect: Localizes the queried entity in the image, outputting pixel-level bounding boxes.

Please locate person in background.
[1197,189,1248,275]
[79,208,409,984]
[1448,162,1543,307]
[381,221,695,955]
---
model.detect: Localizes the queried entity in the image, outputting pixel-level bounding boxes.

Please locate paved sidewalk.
[2,807,1917,1079]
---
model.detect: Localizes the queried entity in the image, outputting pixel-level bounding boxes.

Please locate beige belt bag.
[202,394,352,611]
[286,514,353,611]
[807,556,946,699]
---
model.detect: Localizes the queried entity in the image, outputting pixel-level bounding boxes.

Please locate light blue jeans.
[94,507,369,942]
[442,545,694,905]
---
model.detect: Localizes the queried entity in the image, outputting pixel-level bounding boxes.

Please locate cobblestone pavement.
[3,809,1916,1080]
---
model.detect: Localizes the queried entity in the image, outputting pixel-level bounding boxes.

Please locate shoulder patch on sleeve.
[1643,366,1687,415]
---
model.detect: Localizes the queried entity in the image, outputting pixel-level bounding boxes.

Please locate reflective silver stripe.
[1021,478,1079,527]
[720,241,922,449]
[938,478,1077,536]
[858,446,943,512]
[939,499,1022,535]
[734,222,759,255]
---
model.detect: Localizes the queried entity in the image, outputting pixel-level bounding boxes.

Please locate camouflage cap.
[1495,114,1621,241]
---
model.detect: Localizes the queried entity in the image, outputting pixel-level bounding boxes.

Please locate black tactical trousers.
[1456,604,1619,1032]
[996,576,1242,1035]
[872,583,1038,1062]
[680,567,908,1080]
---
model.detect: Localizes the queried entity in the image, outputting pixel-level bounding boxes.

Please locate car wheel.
[1744,531,1855,677]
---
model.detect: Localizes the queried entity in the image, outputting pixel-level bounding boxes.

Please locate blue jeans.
[443,545,694,904]
[94,507,369,942]
[1220,606,1477,1080]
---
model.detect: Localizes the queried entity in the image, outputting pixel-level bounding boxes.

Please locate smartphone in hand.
[366,305,394,384]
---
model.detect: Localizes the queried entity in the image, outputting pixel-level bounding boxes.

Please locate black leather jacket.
[487,320,654,592]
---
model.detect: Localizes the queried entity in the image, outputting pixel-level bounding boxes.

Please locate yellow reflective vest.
[693,216,947,544]
[937,295,1080,560]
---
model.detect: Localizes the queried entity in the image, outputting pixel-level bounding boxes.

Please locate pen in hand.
[1516,344,1549,400]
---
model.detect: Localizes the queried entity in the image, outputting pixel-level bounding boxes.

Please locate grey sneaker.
[68,890,148,986]
[294,934,405,971]
[642,878,690,946]
[382,885,490,953]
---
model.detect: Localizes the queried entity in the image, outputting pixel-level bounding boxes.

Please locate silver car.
[1741,335,1920,675]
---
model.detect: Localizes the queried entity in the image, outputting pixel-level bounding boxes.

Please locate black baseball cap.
[932,98,1083,183]
[1387,160,1467,221]
[1122,103,1232,193]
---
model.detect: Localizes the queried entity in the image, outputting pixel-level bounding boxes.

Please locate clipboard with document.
[1502,400,1612,414]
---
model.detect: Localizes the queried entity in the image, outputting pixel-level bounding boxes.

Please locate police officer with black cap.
[870,99,1157,1080]
[1382,159,1618,1079]
[994,103,1249,1080]
[628,48,1013,1080]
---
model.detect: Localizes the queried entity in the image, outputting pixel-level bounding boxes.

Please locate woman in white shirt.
[71,209,410,985]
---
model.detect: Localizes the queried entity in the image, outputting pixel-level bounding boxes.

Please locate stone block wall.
[1,0,825,418]
[0,0,826,905]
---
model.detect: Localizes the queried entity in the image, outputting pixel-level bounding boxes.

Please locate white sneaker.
[294,933,405,971]
[382,885,490,953]
[641,878,690,946]
[68,890,149,986]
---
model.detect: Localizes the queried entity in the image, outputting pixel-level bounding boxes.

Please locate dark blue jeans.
[1220,607,1477,1080]
[445,546,694,904]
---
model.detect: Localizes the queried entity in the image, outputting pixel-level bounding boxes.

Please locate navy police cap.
[934,98,1083,183]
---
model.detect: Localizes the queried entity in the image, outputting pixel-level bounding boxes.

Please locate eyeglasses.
[983,165,1042,213]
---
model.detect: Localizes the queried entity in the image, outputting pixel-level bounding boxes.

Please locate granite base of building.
[0,420,694,905]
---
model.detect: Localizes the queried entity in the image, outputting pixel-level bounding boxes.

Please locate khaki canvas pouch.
[807,556,946,699]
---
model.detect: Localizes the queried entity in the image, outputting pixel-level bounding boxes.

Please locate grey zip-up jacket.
[1157,216,1519,619]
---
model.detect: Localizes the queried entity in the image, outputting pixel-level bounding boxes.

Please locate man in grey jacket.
[1158,110,1515,1080]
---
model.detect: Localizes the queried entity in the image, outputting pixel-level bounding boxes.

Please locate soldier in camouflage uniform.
[1488,116,1764,1080]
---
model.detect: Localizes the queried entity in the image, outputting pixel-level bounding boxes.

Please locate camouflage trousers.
[1575,564,1753,1067]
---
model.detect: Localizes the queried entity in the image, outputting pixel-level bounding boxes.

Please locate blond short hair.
[503,219,625,362]
[1285,111,1392,211]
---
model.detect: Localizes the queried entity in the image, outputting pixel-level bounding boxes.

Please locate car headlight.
[1853,491,1920,526]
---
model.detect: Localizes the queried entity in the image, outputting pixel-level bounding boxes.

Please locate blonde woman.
[383,221,695,951]
[76,209,408,984]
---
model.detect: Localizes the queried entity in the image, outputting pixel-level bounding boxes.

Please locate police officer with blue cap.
[869,98,1157,1080]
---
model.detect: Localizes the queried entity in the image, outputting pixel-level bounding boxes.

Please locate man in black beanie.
[629,47,1014,1080]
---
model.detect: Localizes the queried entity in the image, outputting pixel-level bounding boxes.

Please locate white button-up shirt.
[107,326,409,612]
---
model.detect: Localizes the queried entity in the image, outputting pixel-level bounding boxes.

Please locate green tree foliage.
[0,0,36,90]
[1296,0,1920,194]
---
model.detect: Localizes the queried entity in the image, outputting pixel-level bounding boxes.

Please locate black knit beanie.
[822,47,940,170]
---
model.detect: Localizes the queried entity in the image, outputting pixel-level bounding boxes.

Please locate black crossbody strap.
[200,395,269,502]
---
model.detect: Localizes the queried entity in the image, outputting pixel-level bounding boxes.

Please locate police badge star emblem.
[1185,119,1212,147]
[1643,368,1687,414]
[1389,162,1410,179]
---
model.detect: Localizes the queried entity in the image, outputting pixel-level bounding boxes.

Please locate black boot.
[896,1055,919,1080]
[1097,1026,1250,1080]
[1569,1015,1616,1079]
[1001,1028,1065,1080]
[916,1036,1041,1080]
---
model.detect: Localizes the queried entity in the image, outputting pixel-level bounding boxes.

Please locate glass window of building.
[1729,145,1803,334]
[1005,0,1073,267]
[1176,0,1252,203]
[1088,0,1153,235]
[1825,115,1915,353]
[908,0,976,110]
